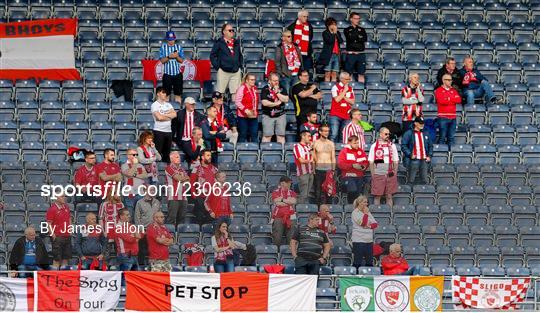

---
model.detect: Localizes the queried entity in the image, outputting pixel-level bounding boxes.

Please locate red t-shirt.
[112,222,140,255]
[190,163,218,199]
[74,164,99,189]
[46,202,71,237]
[205,186,232,218]
[95,161,121,195]
[146,223,173,260]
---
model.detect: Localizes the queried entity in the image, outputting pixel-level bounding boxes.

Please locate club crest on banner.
[344,286,371,311]
[0,282,17,311]
[180,61,197,80]
[375,280,409,311]
[413,285,441,312]
[481,291,501,308]
[154,62,164,81]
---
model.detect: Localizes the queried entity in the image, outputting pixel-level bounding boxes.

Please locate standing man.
[134,193,161,228]
[401,72,425,132]
[343,12,368,83]
[165,151,190,225]
[159,31,184,104]
[210,23,243,100]
[300,112,320,142]
[401,117,433,184]
[338,135,369,203]
[293,130,315,204]
[211,91,238,145]
[146,211,174,272]
[342,108,365,147]
[275,30,302,92]
[201,106,227,163]
[290,70,322,135]
[436,57,462,91]
[368,127,399,207]
[312,125,336,204]
[329,72,355,143]
[181,127,205,167]
[261,72,289,144]
[73,150,100,205]
[271,176,298,246]
[113,209,142,271]
[46,193,72,270]
[95,148,122,199]
[121,148,148,216]
[205,171,233,225]
[290,213,331,275]
[287,10,314,77]
[173,97,204,151]
[435,73,462,147]
[190,150,219,225]
[151,87,176,163]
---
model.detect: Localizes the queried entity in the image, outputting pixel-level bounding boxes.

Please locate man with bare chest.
[312,125,336,204]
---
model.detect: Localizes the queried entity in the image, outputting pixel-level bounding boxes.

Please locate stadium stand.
[1,0,540,309]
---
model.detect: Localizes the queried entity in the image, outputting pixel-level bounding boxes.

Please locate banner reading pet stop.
[125,272,317,311]
[0,18,80,81]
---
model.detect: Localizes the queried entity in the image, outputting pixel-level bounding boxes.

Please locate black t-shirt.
[290,82,320,116]
[344,25,368,52]
[293,225,329,261]
[261,84,288,117]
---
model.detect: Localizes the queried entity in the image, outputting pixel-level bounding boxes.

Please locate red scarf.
[215,105,229,130]
[284,42,301,75]
[216,235,233,262]
[463,69,478,85]
[209,118,223,152]
[374,140,394,173]
[140,145,157,178]
[293,20,310,56]
[225,38,235,55]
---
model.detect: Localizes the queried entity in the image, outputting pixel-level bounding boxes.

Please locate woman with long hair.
[235,73,259,142]
[351,195,378,267]
[211,222,236,272]
[98,189,124,238]
[137,131,162,184]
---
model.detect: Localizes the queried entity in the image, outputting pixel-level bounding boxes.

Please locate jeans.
[438,118,456,147]
[214,259,235,273]
[237,117,259,143]
[352,242,373,267]
[302,55,314,78]
[328,115,348,143]
[314,169,333,205]
[342,176,365,204]
[272,219,297,246]
[152,130,172,163]
[344,53,366,77]
[465,80,496,105]
[408,159,430,184]
[280,76,299,94]
[399,265,421,275]
[297,173,314,204]
[123,195,142,218]
[295,256,321,275]
[17,265,42,277]
[117,254,138,271]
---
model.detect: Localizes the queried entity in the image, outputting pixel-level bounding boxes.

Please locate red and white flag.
[452,276,531,310]
[0,277,35,311]
[125,272,317,311]
[0,18,81,81]
[142,59,211,86]
[36,270,121,311]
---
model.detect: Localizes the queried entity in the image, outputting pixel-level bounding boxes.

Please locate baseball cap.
[212,91,223,99]
[165,31,176,41]
[184,97,196,104]
[414,117,425,124]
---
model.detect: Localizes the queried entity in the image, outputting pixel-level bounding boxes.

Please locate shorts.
[216,69,242,94]
[370,173,398,196]
[324,54,340,72]
[344,53,366,76]
[262,114,287,136]
[52,236,72,261]
[163,73,183,96]
[150,259,173,272]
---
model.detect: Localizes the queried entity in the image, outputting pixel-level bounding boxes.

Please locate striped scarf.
[293,21,310,56]
[140,145,157,180]
[225,38,235,55]
[215,235,233,262]
[284,42,301,75]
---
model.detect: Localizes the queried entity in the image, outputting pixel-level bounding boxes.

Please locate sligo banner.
[452,276,530,310]
[0,277,34,311]
[36,271,121,311]
[142,59,211,86]
[125,272,317,311]
[340,276,443,312]
[0,18,81,81]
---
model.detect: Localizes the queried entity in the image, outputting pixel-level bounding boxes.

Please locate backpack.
[238,244,257,266]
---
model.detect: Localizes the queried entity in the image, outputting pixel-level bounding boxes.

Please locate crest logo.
[0,282,17,311]
[414,285,441,311]
[180,60,197,80]
[375,280,409,311]
[344,286,371,311]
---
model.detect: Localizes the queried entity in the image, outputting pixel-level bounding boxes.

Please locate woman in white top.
[211,222,242,273]
[351,195,378,267]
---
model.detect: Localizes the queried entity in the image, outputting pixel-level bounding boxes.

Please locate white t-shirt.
[151,100,174,132]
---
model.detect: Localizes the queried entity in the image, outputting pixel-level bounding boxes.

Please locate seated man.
[9,226,49,277]
[459,56,499,105]
[380,243,420,275]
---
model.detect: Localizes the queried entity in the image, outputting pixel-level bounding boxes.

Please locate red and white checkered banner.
[452,276,530,310]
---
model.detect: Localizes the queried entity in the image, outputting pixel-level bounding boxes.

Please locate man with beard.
[95,149,122,199]
[201,106,227,164]
[312,125,335,204]
[190,150,218,225]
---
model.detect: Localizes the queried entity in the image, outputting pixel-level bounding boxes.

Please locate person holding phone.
[159,31,185,104]
[368,127,399,207]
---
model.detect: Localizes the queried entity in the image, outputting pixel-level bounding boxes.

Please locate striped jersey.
[342,121,365,148]
[412,131,427,160]
[165,163,188,201]
[293,142,314,176]
[159,43,185,75]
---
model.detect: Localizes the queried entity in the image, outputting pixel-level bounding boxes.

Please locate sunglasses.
[383,133,390,136]
[284,35,291,38]
[227,29,235,32]
[129,153,137,156]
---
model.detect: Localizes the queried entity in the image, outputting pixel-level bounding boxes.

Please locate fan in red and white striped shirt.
[165,159,189,201]
[342,108,365,148]
[293,131,314,176]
